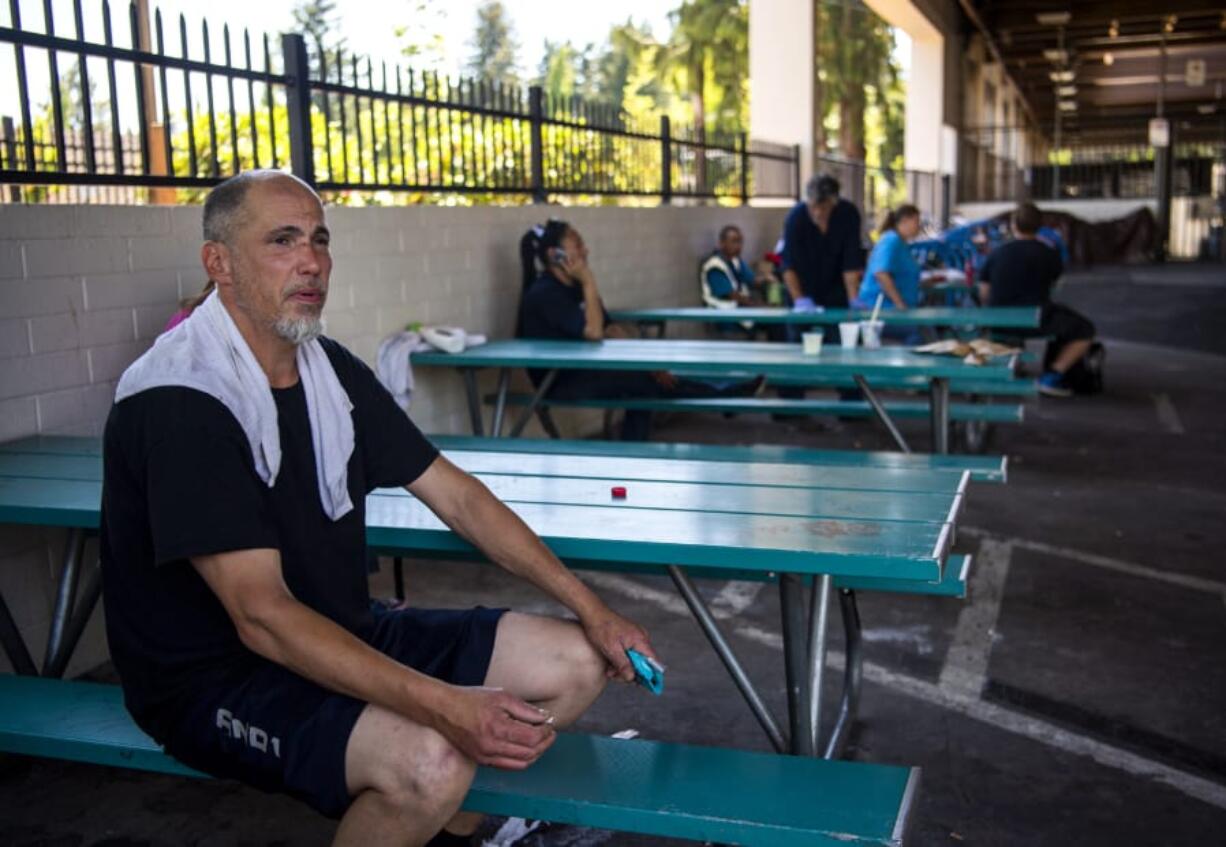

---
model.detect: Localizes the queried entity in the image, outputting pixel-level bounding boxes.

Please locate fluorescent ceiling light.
[1058,100,1078,111]
[1198,104,1216,115]
[1056,85,1078,97]
[1043,49,1069,64]
[1049,71,1075,83]
[1036,12,1072,26]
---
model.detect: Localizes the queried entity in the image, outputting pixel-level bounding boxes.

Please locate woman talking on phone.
[518,219,759,441]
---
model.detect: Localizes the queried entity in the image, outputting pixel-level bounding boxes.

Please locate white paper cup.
[838,321,860,348]
[860,320,884,349]
[802,332,824,355]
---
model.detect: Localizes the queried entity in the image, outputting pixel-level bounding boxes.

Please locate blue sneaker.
[1038,371,1072,397]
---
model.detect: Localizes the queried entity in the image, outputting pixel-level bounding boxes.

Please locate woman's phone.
[550,249,569,266]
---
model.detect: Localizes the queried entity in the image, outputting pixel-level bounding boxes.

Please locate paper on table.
[913,338,1021,366]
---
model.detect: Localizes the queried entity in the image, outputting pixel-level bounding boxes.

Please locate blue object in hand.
[626,648,664,695]
[792,296,818,313]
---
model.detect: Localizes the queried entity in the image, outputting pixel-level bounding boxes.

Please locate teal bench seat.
[487,392,1024,423]
[430,435,1008,484]
[0,676,919,847]
[763,374,1037,397]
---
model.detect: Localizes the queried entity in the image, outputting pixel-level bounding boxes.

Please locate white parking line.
[961,527,1226,598]
[711,580,766,615]
[588,571,1226,812]
[1152,393,1186,435]
[938,538,1013,698]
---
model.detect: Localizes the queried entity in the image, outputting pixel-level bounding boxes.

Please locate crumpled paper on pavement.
[912,338,1021,366]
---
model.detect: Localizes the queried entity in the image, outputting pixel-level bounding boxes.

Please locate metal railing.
[0,0,798,205]
[814,154,950,238]
[958,126,1223,202]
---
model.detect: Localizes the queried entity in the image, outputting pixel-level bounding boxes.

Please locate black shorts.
[1038,302,1095,343]
[158,605,506,819]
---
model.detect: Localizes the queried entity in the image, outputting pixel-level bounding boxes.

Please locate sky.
[135,0,672,78]
[2,1,907,135]
[0,0,674,119]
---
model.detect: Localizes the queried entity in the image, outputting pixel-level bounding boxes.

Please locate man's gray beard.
[273,314,324,345]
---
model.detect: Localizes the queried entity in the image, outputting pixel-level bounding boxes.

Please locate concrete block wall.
[0,200,789,674]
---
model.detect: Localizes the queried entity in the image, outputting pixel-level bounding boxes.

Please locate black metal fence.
[815,154,950,238]
[959,125,1224,203]
[0,0,798,205]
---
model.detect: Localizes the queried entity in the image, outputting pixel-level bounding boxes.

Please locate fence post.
[792,144,802,200]
[941,173,951,230]
[660,115,672,205]
[528,85,546,204]
[2,117,20,202]
[281,33,315,186]
[739,132,749,206]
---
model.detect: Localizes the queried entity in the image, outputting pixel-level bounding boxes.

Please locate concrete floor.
[2,263,1225,846]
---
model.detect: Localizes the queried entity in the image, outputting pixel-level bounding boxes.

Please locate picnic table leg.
[779,573,812,755]
[508,370,559,438]
[805,574,833,754]
[667,566,787,753]
[43,528,87,675]
[852,375,912,453]
[461,370,485,436]
[490,368,511,437]
[930,377,951,454]
[0,592,38,676]
[823,589,863,760]
[43,562,102,680]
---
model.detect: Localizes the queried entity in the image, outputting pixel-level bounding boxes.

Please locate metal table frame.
[1,439,960,762]
[459,364,954,455]
[0,527,100,679]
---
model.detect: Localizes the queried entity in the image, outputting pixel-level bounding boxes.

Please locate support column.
[749,0,814,193]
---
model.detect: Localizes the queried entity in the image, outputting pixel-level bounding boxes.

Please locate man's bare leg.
[444,612,609,837]
[1051,338,1092,374]
[335,704,476,847]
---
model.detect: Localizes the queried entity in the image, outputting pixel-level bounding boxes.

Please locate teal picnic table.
[607,305,1040,330]
[0,435,967,760]
[412,337,1021,453]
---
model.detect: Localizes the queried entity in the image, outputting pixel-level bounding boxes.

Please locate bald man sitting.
[101,170,659,846]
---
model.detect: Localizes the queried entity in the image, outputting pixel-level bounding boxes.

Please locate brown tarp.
[991,207,1158,266]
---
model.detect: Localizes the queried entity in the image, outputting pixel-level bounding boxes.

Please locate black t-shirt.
[520,273,609,340]
[979,238,1063,307]
[779,199,865,307]
[100,337,438,737]
[519,273,610,385]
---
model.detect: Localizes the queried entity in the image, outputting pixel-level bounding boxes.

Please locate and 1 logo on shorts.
[217,707,282,758]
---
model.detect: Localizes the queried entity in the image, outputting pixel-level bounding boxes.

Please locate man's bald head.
[202,170,320,246]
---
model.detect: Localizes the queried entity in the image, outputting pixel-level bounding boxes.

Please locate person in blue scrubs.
[856,204,923,311]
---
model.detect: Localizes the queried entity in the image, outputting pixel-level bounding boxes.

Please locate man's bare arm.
[409,455,658,680]
[843,270,862,304]
[783,268,804,301]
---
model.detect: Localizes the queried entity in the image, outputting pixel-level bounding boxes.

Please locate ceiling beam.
[958,0,1042,128]
[979,2,1226,32]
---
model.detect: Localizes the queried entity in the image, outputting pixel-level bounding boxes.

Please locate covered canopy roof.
[971,1,1225,142]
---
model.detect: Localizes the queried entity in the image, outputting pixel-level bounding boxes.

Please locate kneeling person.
[978,201,1096,397]
[101,171,657,846]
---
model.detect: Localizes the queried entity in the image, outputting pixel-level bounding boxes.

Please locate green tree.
[660,0,747,138]
[817,0,902,164]
[291,0,347,74]
[466,1,519,86]
[395,0,448,73]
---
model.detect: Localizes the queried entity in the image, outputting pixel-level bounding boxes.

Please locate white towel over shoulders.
[115,290,356,521]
